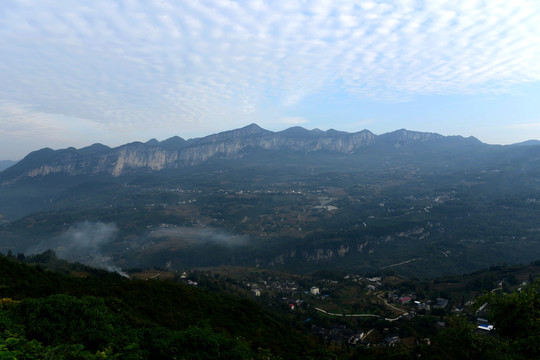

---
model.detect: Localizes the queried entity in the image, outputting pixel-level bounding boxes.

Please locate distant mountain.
[1,124,540,278]
[0,160,17,172]
[0,124,491,183]
[511,139,540,147]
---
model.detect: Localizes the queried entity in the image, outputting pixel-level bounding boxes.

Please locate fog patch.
[149,226,248,246]
[28,221,123,274]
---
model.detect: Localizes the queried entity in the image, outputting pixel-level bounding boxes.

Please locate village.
[157,264,519,349]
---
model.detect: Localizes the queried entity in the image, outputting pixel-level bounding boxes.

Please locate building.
[398,296,412,304]
[310,286,320,295]
[477,324,494,331]
[434,298,449,309]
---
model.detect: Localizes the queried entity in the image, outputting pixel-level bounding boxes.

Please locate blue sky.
[1,0,539,160]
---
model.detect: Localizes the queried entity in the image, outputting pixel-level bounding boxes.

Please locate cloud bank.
[28,221,122,273]
[0,0,539,155]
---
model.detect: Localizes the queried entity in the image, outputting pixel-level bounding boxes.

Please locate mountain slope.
[0,124,488,183]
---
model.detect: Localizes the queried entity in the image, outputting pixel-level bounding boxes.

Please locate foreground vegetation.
[0,253,319,359]
[0,252,538,359]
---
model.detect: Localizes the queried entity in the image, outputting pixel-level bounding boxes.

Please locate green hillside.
[0,254,318,359]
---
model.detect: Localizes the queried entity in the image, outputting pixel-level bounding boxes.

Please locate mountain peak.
[199,123,271,144]
[326,128,348,136]
[236,123,267,135]
[160,136,187,150]
[380,129,443,143]
[79,143,110,155]
[146,139,160,146]
[244,123,263,130]
[278,126,315,137]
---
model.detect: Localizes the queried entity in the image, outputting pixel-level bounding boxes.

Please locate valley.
[1,125,540,278]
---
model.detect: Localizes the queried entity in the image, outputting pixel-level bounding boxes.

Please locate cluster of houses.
[310,323,415,349]
[178,272,198,286]
[386,290,449,311]
[246,278,335,312]
[202,268,512,351]
[237,270,508,347]
[343,274,384,291]
[246,278,300,298]
[311,323,365,345]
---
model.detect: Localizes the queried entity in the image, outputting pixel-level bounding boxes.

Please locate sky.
[1,0,540,160]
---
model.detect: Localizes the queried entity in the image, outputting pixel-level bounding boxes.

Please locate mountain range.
[1,124,540,278]
[1,124,484,181]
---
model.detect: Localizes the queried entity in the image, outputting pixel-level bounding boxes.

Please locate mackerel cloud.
[0,0,539,133]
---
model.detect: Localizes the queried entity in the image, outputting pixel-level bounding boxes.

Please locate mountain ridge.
[1,125,540,277]
[0,124,490,182]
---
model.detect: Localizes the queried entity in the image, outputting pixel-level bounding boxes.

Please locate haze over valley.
[2,124,539,278]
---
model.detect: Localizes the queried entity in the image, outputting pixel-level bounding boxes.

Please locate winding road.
[313,307,380,318]
[311,294,408,322]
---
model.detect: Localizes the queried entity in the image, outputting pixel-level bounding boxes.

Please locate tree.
[482,280,540,358]
[16,294,115,351]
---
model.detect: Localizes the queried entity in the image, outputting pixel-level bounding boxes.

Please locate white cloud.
[0,0,539,155]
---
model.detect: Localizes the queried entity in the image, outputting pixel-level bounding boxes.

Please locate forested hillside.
[0,254,317,359]
[0,253,538,359]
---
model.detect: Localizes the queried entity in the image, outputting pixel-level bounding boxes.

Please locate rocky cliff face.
[0,124,474,183]
[1,143,181,182]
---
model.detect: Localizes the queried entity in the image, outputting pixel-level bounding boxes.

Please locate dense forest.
[0,253,318,359]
